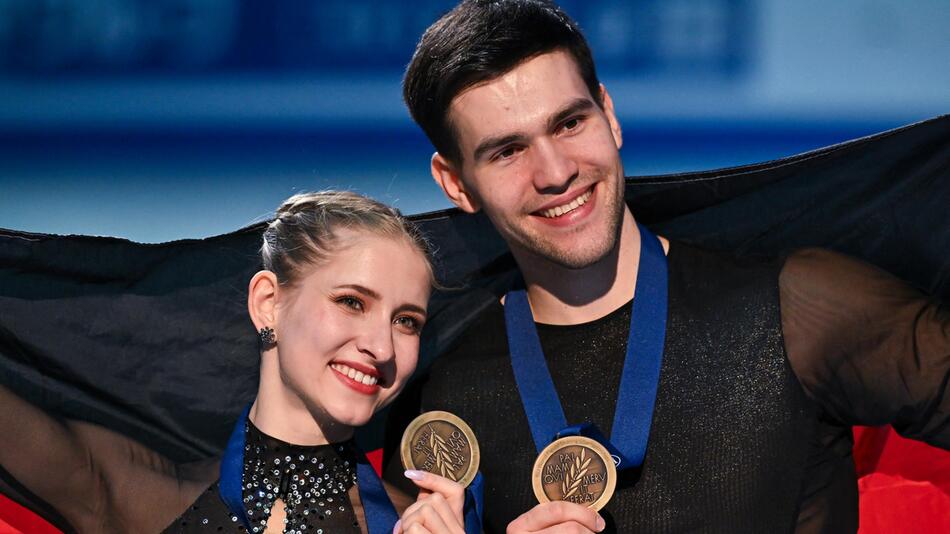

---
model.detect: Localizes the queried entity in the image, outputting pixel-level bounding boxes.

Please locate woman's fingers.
[505,501,605,533]
[399,491,464,534]
[398,470,467,534]
[400,490,464,534]
[404,469,466,517]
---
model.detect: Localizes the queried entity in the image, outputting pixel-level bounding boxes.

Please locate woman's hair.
[261,190,435,286]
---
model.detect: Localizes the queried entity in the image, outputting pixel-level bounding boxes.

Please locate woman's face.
[274,230,431,429]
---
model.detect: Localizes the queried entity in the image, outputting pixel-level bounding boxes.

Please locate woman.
[0,191,469,533]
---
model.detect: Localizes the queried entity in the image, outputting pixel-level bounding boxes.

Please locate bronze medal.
[531,436,617,511]
[400,411,480,487]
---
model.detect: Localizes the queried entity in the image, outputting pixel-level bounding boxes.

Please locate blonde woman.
[0,191,471,534]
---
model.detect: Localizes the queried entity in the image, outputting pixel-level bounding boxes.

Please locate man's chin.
[522,238,617,271]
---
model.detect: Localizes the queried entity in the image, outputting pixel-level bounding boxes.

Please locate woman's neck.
[250,359,355,445]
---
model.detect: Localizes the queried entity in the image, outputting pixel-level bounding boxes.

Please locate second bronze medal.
[532,436,617,511]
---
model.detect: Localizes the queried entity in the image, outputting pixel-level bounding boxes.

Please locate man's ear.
[248,270,280,333]
[600,84,623,150]
[431,152,480,213]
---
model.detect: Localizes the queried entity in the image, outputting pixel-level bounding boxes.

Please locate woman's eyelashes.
[393,315,424,335]
[335,294,365,312]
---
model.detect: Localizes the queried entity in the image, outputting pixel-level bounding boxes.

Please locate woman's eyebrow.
[334,284,380,299]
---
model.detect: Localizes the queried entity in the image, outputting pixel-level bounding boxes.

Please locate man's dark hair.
[403,0,601,164]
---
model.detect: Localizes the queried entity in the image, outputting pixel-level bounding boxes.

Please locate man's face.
[438,50,626,270]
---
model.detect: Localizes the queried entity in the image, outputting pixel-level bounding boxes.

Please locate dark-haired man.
[386,1,950,532]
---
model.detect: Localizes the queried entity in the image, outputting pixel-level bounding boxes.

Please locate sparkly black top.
[165,421,361,533]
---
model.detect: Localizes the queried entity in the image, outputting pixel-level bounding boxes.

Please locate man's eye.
[562,117,581,131]
[495,146,521,161]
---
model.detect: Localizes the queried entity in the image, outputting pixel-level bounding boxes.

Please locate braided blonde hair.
[261,191,435,286]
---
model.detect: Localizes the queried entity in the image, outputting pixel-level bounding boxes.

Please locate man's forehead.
[448,51,593,138]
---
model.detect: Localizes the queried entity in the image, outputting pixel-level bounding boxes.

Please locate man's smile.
[537,187,594,219]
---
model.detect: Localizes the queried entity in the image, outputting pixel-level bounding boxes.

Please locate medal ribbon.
[219,405,399,533]
[504,223,668,470]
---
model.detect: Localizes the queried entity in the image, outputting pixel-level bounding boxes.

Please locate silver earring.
[258,326,276,346]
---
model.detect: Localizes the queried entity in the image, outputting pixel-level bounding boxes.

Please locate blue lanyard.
[218,405,399,533]
[504,223,668,470]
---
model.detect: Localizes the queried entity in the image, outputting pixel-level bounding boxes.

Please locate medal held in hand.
[400,411,481,487]
[532,436,617,511]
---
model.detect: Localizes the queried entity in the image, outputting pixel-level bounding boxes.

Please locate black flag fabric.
[1,115,947,472]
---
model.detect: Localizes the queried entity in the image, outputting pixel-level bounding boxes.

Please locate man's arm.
[0,384,217,532]
[780,248,949,446]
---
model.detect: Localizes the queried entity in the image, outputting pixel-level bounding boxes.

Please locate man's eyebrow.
[473,133,526,162]
[547,98,595,132]
[471,98,596,162]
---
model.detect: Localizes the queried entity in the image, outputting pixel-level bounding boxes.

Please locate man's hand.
[395,469,466,534]
[506,501,606,533]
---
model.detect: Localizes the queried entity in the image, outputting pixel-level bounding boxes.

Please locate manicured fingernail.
[404,469,425,481]
[392,519,401,534]
[596,515,606,531]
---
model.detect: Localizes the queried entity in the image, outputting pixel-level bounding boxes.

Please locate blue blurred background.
[1,0,947,243]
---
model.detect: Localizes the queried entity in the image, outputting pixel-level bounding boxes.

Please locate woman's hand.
[394,469,466,534]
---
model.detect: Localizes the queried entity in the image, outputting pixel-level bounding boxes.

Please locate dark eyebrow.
[473,133,526,163]
[470,98,596,162]
[547,98,595,132]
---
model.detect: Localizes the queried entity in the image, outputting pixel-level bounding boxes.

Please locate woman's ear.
[248,270,280,332]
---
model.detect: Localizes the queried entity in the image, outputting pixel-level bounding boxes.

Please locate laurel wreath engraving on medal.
[427,424,459,482]
[401,411,480,487]
[533,436,616,511]
[560,448,592,498]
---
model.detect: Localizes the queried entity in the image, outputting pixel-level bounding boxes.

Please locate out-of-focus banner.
[1,0,749,75]
[0,0,948,242]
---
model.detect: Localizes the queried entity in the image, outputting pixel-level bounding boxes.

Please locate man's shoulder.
[667,239,783,296]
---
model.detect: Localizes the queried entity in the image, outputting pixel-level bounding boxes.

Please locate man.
[384,1,950,533]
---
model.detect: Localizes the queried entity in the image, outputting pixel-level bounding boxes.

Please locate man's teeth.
[541,189,592,218]
[331,363,378,386]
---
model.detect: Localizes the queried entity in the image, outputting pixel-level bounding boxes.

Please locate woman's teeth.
[541,189,592,218]
[331,363,378,386]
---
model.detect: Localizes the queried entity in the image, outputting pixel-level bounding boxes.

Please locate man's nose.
[530,139,579,192]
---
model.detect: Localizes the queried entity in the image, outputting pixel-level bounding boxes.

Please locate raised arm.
[0,385,217,533]
[780,248,950,447]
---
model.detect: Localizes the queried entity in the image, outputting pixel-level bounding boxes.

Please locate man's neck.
[515,208,660,325]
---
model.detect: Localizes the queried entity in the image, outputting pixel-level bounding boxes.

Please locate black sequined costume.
[165,421,361,533]
[384,242,950,534]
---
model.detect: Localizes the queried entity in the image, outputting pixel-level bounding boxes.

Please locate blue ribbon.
[504,223,668,471]
[218,406,398,533]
